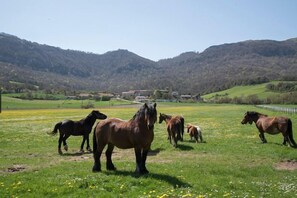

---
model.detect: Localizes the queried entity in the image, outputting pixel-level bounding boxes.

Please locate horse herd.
[49,103,296,174]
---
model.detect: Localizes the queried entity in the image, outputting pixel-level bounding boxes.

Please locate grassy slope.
[1,96,134,109]
[202,81,291,100]
[0,104,297,197]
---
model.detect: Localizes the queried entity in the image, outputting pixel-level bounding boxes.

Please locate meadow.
[1,103,297,197]
[202,81,287,100]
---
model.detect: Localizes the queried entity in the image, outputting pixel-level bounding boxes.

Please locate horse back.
[257,116,289,134]
[95,118,153,149]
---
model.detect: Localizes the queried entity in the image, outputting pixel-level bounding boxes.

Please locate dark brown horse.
[159,113,183,147]
[241,111,296,148]
[186,124,203,143]
[50,110,107,154]
[92,103,157,174]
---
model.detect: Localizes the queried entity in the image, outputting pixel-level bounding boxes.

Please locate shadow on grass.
[104,170,192,188]
[62,151,92,156]
[176,144,194,151]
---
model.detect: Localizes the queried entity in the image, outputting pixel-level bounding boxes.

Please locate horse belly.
[267,127,280,135]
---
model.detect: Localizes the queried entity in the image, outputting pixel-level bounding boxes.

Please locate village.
[66,89,202,103]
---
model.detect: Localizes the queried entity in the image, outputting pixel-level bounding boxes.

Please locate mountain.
[1,33,297,94]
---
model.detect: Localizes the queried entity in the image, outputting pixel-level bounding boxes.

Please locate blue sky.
[1,0,297,61]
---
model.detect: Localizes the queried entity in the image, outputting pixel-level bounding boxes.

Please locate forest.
[1,33,297,96]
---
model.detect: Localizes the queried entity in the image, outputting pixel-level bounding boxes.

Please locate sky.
[1,0,297,61]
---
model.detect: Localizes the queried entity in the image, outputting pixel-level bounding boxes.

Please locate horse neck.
[251,114,261,123]
[84,114,97,125]
[162,115,172,124]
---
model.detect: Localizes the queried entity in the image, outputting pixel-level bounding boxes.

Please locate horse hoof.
[87,148,92,153]
[92,165,101,172]
[58,149,63,155]
[64,145,68,151]
[107,165,117,171]
[79,149,84,153]
[141,169,149,174]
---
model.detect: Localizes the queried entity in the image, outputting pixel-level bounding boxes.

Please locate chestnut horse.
[50,110,107,154]
[92,103,157,174]
[241,111,296,148]
[159,113,183,147]
[186,124,203,143]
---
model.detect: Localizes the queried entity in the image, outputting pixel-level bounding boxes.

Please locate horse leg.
[134,148,142,174]
[86,134,92,152]
[106,143,116,171]
[92,143,106,172]
[140,149,149,174]
[199,132,204,143]
[259,132,267,143]
[63,134,71,151]
[282,136,288,146]
[173,131,177,147]
[167,128,172,144]
[194,134,199,143]
[58,133,63,155]
[80,135,86,153]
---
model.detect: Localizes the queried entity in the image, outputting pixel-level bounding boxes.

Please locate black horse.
[50,110,107,154]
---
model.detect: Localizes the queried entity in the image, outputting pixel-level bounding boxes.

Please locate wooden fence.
[256,105,297,115]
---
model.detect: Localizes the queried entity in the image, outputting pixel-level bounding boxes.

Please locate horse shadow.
[62,151,92,156]
[147,148,163,156]
[176,144,194,151]
[104,170,192,188]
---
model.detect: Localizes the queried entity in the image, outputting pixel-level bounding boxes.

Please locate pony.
[92,103,157,174]
[50,110,107,154]
[241,111,296,148]
[159,113,183,147]
[186,124,203,143]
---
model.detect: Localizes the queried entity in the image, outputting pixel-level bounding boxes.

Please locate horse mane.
[132,105,146,121]
[161,113,172,119]
[247,111,268,117]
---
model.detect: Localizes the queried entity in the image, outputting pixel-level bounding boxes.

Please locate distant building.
[121,90,153,100]
[180,95,192,100]
[135,96,149,103]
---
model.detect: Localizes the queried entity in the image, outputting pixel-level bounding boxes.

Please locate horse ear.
[144,103,148,109]
[153,103,157,108]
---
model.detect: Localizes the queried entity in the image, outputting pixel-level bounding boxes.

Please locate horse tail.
[49,122,62,135]
[93,123,98,153]
[181,117,185,136]
[287,119,297,148]
[175,124,181,141]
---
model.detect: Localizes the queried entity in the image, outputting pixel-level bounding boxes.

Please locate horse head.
[91,110,107,120]
[241,112,254,125]
[159,113,165,124]
[144,103,157,130]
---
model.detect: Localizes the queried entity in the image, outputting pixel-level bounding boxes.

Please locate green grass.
[1,96,134,109]
[0,104,297,197]
[202,81,293,100]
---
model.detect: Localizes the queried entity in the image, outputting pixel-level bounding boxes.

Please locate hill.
[202,81,297,104]
[1,33,297,94]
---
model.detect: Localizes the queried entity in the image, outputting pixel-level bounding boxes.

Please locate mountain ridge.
[1,33,297,94]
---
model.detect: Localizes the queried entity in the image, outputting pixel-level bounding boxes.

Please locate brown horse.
[50,110,107,154]
[241,111,296,148]
[159,113,183,147]
[186,124,203,143]
[92,103,157,174]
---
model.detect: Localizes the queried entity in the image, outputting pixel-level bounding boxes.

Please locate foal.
[159,113,183,147]
[186,124,203,143]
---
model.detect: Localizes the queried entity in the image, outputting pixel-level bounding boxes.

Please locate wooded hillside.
[1,33,297,94]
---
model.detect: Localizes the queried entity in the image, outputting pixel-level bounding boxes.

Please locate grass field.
[1,103,297,197]
[1,96,134,109]
[202,81,288,100]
